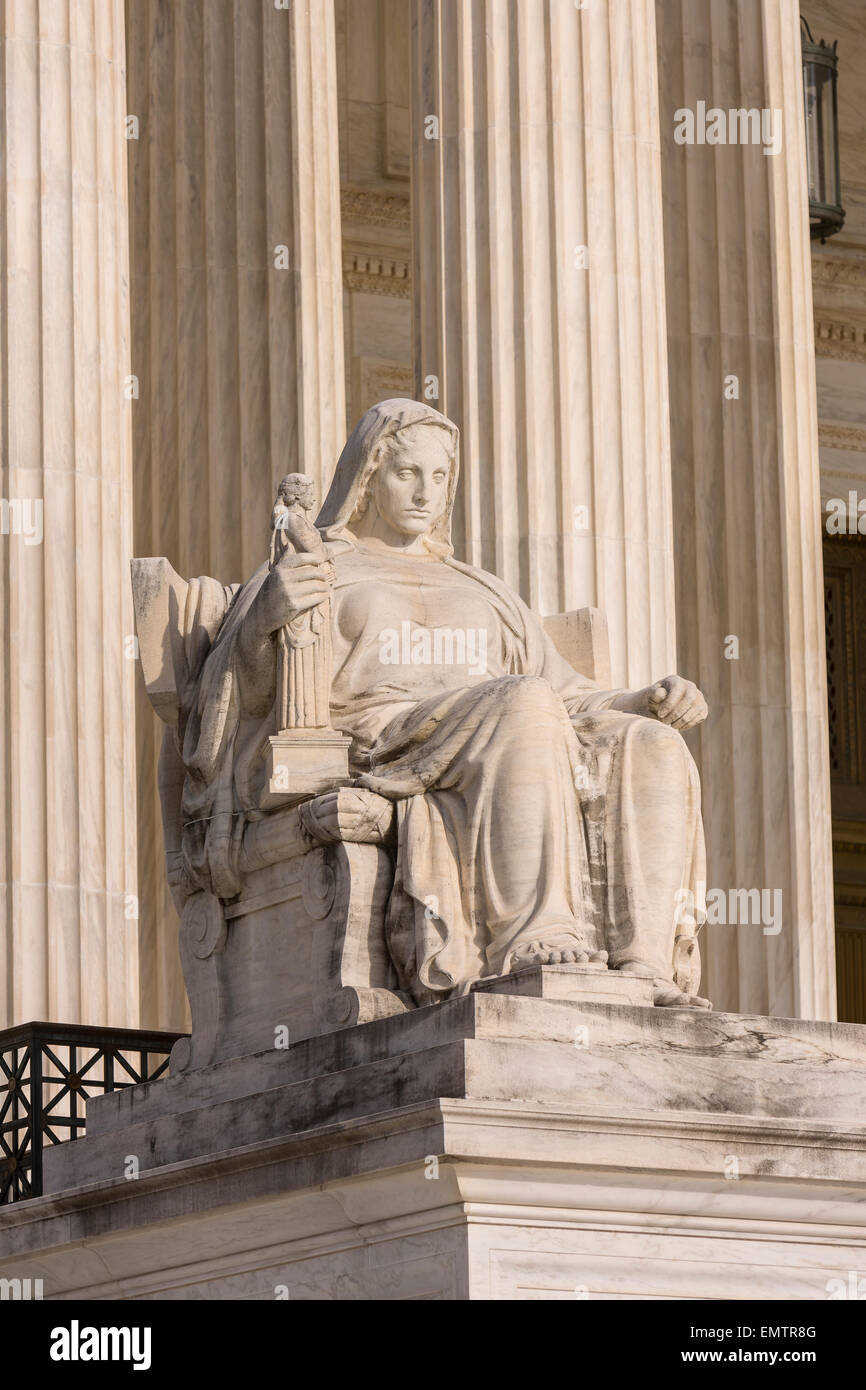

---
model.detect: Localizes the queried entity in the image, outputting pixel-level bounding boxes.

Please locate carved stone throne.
[132,558,615,1074]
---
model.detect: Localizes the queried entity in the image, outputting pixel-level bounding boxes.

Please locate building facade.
[0,0,863,1033]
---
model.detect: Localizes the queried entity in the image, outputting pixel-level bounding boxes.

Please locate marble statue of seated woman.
[180,398,710,1010]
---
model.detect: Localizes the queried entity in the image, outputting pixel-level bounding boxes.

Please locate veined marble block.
[2,986,866,1300]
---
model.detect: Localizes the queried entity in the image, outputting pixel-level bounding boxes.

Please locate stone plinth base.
[472,961,653,1006]
[2,992,866,1299]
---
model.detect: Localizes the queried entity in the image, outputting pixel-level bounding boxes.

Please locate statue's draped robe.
[178,537,706,1001]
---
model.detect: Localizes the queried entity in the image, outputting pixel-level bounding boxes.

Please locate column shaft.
[0,0,139,1027]
[412,0,677,687]
[126,0,346,1028]
[657,0,835,1016]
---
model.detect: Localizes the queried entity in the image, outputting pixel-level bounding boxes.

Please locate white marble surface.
[0,0,139,1028]
[125,0,347,1029]
[410,0,677,687]
[5,1092,866,1299]
[38,992,866,1194]
[135,396,712,1077]
[6,989,866,1300]
[657,0,835,1020]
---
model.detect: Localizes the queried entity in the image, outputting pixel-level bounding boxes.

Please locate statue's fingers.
[335,812,373,841]
[665,698,692,725]
[654,678,683,719]
[300,804,339,843]
[289,599,329,618]
[283,565,333,587]
[671,699,702,729]
[280,564,329,583]
[686,709,708,730]
[653,693,680,719]
[289,581,330,603]
[279,550,329,568]
[677,700,708,729]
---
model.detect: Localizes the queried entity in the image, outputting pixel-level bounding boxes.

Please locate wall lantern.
[801,17,844,241]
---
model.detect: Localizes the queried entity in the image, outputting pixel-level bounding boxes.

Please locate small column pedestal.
[261,731,352,810]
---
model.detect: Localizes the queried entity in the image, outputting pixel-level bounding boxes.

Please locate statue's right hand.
[259,552,334,634]
[301,788,394,845]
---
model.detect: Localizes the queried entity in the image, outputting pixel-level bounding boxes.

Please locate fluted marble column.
[0,0,139,1026]
[657,0,835,1017]
[411,0,676,687]
[126,0,346,1028]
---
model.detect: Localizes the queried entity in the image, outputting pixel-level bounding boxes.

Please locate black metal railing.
[0,1021,182,1204]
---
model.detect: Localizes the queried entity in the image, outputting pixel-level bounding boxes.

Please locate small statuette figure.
[261,473,351,807]
[270,473,331,730]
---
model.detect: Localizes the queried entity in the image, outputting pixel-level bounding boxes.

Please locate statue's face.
[370,425,451,538]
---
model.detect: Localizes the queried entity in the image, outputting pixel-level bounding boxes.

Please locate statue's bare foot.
[652,983,712,1009]
[509,936,608,969]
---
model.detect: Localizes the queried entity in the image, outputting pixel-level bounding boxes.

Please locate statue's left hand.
[615,675,708,730]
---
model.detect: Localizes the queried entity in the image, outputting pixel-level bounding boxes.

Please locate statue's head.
[354,421,453,540]
[275,473,316,511]
[317,399,459,556]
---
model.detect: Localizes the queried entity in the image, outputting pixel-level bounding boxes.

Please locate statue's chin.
[358,526,433,551]
[353,517,433,546]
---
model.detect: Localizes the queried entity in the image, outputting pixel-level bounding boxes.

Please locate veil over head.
[316,398,460,557]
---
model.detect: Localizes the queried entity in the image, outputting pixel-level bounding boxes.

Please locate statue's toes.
[551,945,594,964]
[676,991,712,1010]
[511,938,599,969]
[654,985,713,1010]
[510,941,544,966]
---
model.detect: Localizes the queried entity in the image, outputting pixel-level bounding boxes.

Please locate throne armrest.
[131,556,239,724]
[131,557,191,725]
[132,557,241,899]
[543,606,611,687]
